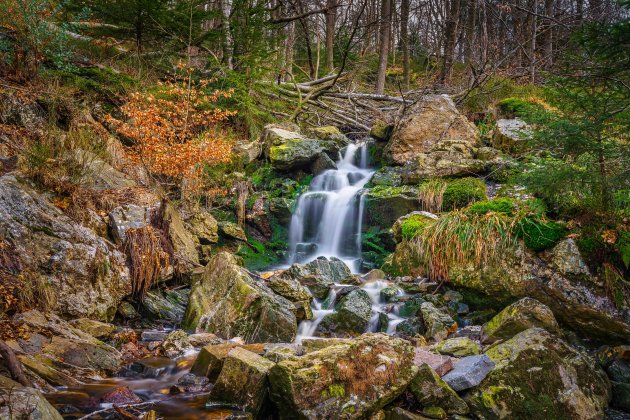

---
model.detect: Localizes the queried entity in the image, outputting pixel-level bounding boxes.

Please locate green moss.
[468,198,515,216]
[367,185,417,199]
[517,219,566,252]
[496,97,549,123]
[442,177,487,210]
[400,215,429,240]
[321,383,346,399]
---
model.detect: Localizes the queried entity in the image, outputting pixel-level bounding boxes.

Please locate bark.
[325,0,337,72]
[439,0,462,84]
[0,340,31,387]
[400,0,410,89]
[375,0,392,94]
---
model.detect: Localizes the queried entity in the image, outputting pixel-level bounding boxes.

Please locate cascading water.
[288,142,374,273]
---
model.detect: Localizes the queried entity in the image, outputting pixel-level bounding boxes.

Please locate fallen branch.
[0,340,31,387]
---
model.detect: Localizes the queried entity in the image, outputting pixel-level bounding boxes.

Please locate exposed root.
[125,226,169,301]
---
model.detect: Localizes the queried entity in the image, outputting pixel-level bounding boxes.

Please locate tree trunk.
[543,0,554,67]
[0,340,31,387]
[375,0,392,94]
[325,0,337,72]
[439,0,462,84]
[400,0,410,89]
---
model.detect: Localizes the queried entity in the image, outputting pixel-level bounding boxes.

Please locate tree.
[105,65,236,197]
[400,0,410,89]
[325,0,337,73]
[375,0,392,94]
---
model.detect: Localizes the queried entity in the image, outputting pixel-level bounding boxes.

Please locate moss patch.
[442,177,486,210]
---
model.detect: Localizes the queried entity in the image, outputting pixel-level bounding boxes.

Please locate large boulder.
[363,186,421,232]
[185,210,219,245]
[318,289,373,336]
[190,342,265,380]
[384,95,479,165]
[267,275,313,321]
[269,333,417,419]
[0,175,130,320]
[420,302,457,342]
[409,363,469,415]
[481,297,559,343]
[208,347,275,417]
[491,118,532,153]
[0,375,63,420]
[108,203,158,244]
[468,328,611,419]
[182,252,297,343]
[161,203,200,269]
[447,243,629,342]
[279,257,354,299]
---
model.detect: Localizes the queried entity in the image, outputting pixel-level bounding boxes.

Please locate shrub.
[516,218,566,252]
[442,178,487,210]
[468,198,515,216]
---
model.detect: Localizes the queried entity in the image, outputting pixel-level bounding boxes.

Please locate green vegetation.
[400,215,430,241]
[442,178,487,210]
[468,198,515,216]
[516,219,566,252]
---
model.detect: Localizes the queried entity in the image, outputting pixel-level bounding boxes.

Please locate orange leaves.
[106,69,236,194]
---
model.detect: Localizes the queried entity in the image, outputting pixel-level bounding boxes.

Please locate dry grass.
[419,179,448,213]
[125,226,169,301]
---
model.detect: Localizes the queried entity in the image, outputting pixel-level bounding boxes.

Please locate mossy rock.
[467,328,611,419]
[435,337,481,357]
[442,177,487,210]
[392,211,438,243]
[467,198,515,216]
[517,219,566,252]
[364,185,421,231]
[370,120,394,142]
[318,289,373,336]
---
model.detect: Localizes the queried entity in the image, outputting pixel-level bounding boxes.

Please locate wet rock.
[0,375,63,420]
[177,373,210,392]
[160,330,193,358]
[420,302,457,342]
[141,330,169,342]
[109,203,157,244]
[269,333,417,419]
[384,95,479,165]
[435,337,480,357]
[311,152,337,175]
[491,118,531,153]
[364,269,387,281]
[0,175,130,320]
[188,333,222,347]
[183,252,297,343]
[190,343,266,381]
[186,210,219,244]
[318,289,373,336]
[209,347,275,417]
[413,349,454,377]
[442,354,495,391]
[280,257,354,299]
[69,318,116,339]
[100,386,143,405]
[468,328,611,419]
[142,289,189,322]
[380,287,402,303]
[481,297,559,344]
[218,221,247,241]
[363,185,421,232]
[547,238,591,279]
[409,363,469,415]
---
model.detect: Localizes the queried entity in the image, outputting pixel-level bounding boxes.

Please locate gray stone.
[547,238,591,279]
[0,375,63,420]
[311,152,337,175]
[442,354,495,391]
[492,118,531,153]
[141,330,169,342]
[318,289,373,335]
[108,203,157,244]
[421,302,457,341]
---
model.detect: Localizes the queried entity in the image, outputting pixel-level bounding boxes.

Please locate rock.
[117,301,139,319]
[0,375,63,420]
[306,126,350,146]
[413,349,454,377]
[161,330,193,358]
[301,337,352,354]
[75,149,136,190]
[0,175,130,320]
[421,406,447,419]
[363,186,421,233]
[279,257,354,299]
[108,203,158,244]
[420,302,457,341]
[468,328,611,419]
[262,126,325,171]
[447,242,630,342]
[141,330,169,342]
[435,337,480,357]
[409,363,469,415]
[311,152,337,175]
[391,211,438,243]
[269,333,417,419]
[370,120,394,142]
[188,333,222,347]
[267,275,313,303]
[162,203,200,268]
[190,343,238,380]
[364,269,386,281]
[547,238,591,279]
[142,288,189,322]
[612,382,630,411]
[380,287,402,303]
[186,211,219,244]
[0,93,46,129]
[177,373,211,392]
[491,118,531,153]
[218,221,247,241]
[69,319,116,339]
[318,289,373,336]
[384,95,479,165]
[183,252,297,343]
[100,386,142,405]
[208,347,275,416]
[482,297,559,344]
[264,343,302,362]
[13,310,122,374]
[268,197,294,225]
[384,407,429,420]
[234,139,263,164]
[442,354,495,392]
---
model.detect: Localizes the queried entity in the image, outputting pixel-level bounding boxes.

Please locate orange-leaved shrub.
[106,65,236,195]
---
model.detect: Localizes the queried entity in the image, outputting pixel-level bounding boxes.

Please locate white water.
[288,143,375,273]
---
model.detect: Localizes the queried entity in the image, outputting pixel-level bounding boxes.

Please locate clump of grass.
[442,177,487,210]
[468,198,515,216]
[125,226,169,301]
[419,179,448,213]
[400,215,432,241]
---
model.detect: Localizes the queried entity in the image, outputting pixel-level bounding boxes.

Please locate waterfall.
[288,142,375,273]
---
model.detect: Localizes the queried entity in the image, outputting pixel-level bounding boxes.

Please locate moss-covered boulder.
[384,95,479,165]
[218,221,247,241]
[162,202,200,269]
[420,302,457,342]
[279,257,354,299]
[269,333,417,419]
[190,342,265,380]
[370,120,394,142]
[468,328,611,419]
[0,375,63,420]
[409,363,469,415]
[186,210,219,244]
[208,347,275,417]
[392,211,438,243]
[319,289,373,336]
[68,318,116,339]
[435,337,480,357]
[364,185,421,231]
[482,297,559,344]
[267,274,314,321]
[182,252,297,343]
[441,177,487,210]
[491,118,532,154]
